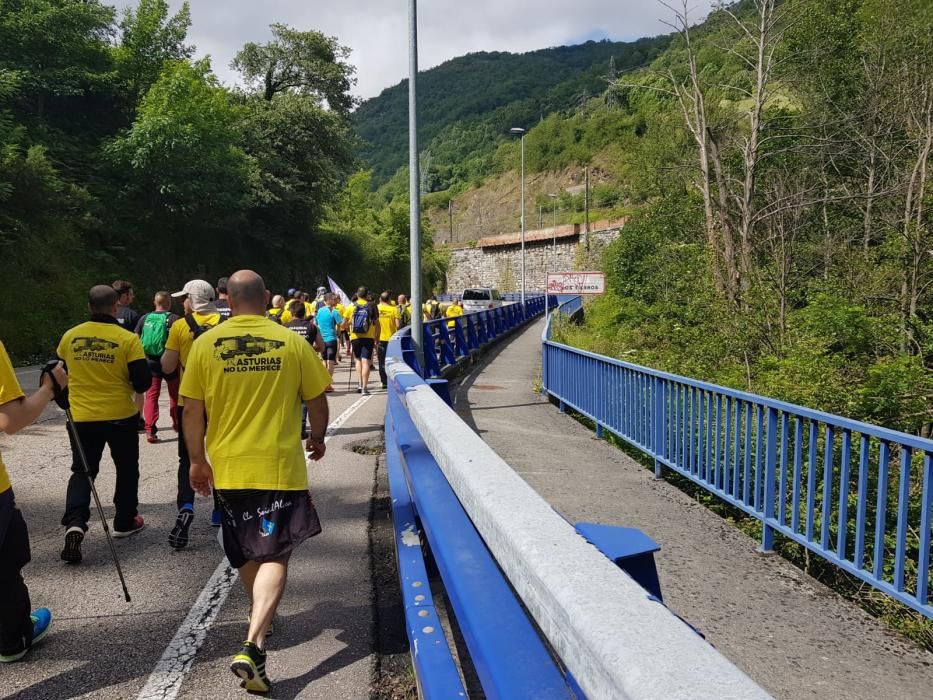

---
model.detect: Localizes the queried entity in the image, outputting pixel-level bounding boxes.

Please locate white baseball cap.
[171,279,214,301]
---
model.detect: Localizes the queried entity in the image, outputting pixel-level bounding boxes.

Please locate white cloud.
[141,0,715,99]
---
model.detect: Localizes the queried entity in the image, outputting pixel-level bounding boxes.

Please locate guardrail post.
[759,407,778,553]
[466,316,479,350]
[454,319,468,358]
[653,376,664,479]
[541,337,548,396]
[421,324,441,378]
[402,348,421,377]
[439,324,456,366]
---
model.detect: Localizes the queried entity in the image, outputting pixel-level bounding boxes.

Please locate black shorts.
[214,489,321,569]
[323,340,339,362]
[351,338,375,361]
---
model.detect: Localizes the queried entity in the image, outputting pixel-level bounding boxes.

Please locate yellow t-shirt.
[0,341,25,494]
[348,300,379,341]
[57,321,145,422]
[445,304,464,329]
[397,303,411,326]
[165,312,222,407]
[377,303,397,342]
[422,300,442,321]
[280,301,314,325]
[179,315,331,490]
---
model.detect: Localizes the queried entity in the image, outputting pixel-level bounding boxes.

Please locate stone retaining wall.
[446,228,621,293]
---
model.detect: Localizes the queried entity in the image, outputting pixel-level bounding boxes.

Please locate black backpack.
[185,314,217,339]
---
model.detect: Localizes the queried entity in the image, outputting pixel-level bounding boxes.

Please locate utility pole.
[408,0,423,363]
[606,56,618,109]
[448,199,454,243]
[549,193,558,249]
[584,166,590,250]
[539,204,543,230]
[510,127,526,305]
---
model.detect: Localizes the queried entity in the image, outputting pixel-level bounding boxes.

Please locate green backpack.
[140,312,170,357]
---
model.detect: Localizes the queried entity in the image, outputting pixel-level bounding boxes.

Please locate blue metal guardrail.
[385,295,577,698]
[417,296,549,378]
[542,297,933,619]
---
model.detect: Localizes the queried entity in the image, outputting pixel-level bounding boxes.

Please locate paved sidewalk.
[1,360,384,700]
[454,319,933,700]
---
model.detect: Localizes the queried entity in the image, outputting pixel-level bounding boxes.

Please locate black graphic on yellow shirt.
[213,335,285,373]
[71,337,120,364]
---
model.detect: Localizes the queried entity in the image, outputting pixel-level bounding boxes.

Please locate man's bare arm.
[304,393,329,461]
[161,348,180,375]
[0,364,66,435]
[183,398,213,496]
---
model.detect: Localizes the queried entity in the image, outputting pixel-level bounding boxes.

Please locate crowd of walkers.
[0,270,442,693]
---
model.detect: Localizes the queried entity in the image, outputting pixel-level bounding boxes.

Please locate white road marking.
[136,393,374,700]
[136,559,237,700]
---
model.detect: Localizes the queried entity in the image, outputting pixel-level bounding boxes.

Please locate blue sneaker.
[211,509,222,527]
[0,608,52,663]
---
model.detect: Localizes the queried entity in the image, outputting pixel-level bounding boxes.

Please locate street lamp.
[509,127,526,306]
[408,0,423,363]
[548,193,558,249]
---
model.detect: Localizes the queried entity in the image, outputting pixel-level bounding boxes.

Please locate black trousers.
[61,416,139,532]
[175,405,195,510]
[0,488,33,655]
[377,342,388,387]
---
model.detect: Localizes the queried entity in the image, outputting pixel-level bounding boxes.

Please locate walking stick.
[41,362,132,602]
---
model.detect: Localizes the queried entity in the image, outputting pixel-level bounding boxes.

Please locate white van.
[461,287,504,313]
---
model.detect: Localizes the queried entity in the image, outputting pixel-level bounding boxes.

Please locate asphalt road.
[1,360,385,700]
[455,319,933,700]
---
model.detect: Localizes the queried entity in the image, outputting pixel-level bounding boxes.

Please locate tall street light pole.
[408,0,423,364]
[510,127,526,306]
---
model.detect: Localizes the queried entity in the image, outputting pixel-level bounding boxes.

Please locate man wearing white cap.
[160,280,223,548]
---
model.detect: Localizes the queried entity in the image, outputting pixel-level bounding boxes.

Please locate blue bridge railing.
[543,297,933,619]
[418,296,549,378]
[386,296,570,697]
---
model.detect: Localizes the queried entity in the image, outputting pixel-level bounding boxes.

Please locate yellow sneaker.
[230,641,270,694]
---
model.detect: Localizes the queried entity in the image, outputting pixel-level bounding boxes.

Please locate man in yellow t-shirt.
[446,297,465,330]
[180,270,330,693]
[396,294,411,328]
[267,295,285,324]
[341,298,355,359]
[160,279,223,549]
[348,287,381,395]
[0,342,67,662]
[57,285,152,564]
[376,292,398,389]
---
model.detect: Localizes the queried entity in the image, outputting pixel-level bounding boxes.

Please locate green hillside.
[354,37,669,187]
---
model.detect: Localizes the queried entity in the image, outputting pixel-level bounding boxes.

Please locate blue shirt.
[316,306,341,342]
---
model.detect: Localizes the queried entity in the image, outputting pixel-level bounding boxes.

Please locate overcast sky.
[140,1,715,100]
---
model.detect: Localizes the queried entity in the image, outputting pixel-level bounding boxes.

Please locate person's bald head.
[227,270,269,315]
[89,285,119,316]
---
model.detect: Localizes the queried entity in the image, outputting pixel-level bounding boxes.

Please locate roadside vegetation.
[551,0,933,648]
[0,0,445,361]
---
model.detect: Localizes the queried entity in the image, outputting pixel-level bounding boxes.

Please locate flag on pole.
[328,276,351,307]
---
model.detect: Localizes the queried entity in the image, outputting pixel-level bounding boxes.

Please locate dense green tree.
[232,24,356,115]
[107,59,249,222]
[0,0,114,124]
[114,0,193,105]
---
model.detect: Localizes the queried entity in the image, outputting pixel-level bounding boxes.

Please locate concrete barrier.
[386,333,770,700]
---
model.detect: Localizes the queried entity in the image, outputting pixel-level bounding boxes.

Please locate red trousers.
[144,374,179,436]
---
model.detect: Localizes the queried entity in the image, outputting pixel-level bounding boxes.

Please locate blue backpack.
[351,303,371,334]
